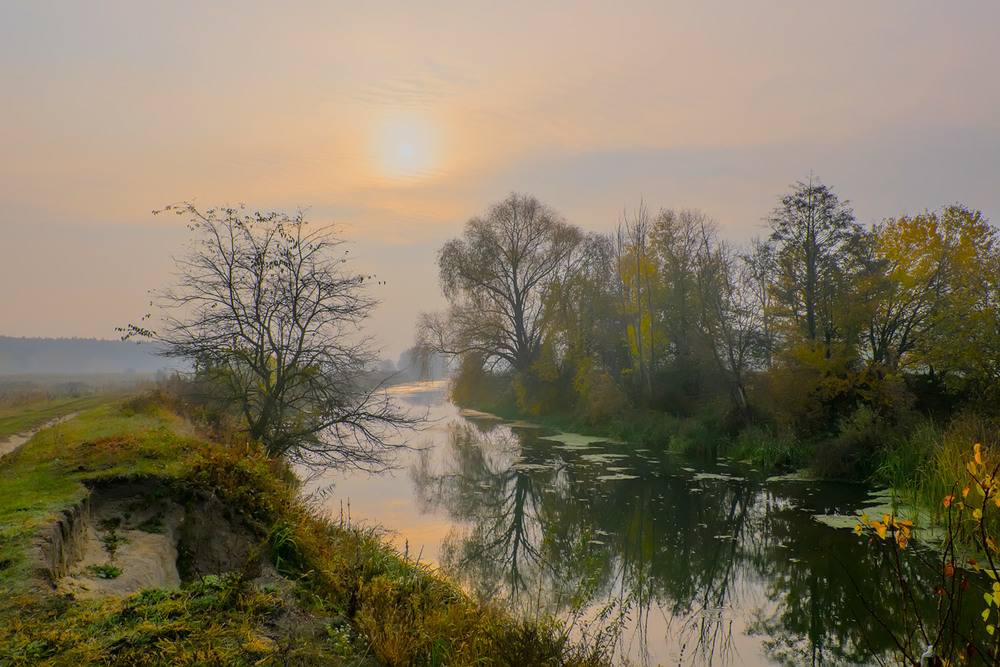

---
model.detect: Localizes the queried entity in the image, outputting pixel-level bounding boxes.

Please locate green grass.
[0,392,611,666]
[0,397,198,594]
[0,393,126,440]
[727,424,811,469]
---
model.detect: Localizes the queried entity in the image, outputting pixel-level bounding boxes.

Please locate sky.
[2,1,999,361]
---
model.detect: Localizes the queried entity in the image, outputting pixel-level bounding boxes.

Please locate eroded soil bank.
[38,477,281,599]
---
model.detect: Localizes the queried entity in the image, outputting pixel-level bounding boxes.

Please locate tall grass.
[727,425,810,469]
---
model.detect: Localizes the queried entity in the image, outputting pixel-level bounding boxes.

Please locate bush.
[813,405,893,479]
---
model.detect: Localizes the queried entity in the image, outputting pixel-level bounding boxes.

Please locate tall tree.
[536,233,630,416]
[651,208,713,365]
[120,203,411,470]
[867,206,996,370]
[697,238,768,414]
[423,193,584,373]
[896,206,1000,394]
[765,176,866,350]
[614,203,659,397]
[742,236,777,367]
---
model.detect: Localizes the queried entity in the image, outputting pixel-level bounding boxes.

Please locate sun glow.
[374,113,441,181]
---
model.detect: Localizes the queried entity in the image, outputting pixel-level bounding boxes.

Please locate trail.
[0,412,80,458]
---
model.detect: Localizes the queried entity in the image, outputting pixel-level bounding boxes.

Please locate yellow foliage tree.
[869,205,997,373]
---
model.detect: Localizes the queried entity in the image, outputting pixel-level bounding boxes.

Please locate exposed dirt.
[0,413,79,459]
[42,478,280,599]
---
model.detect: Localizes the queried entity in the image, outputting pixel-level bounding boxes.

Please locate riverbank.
[0,392,611,666]
[455,387,996,520]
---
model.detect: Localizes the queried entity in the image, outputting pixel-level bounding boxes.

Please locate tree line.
[418,181,999,472]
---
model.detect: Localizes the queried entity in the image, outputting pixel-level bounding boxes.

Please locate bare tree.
[422,193,584,373]
[120,203,411,471]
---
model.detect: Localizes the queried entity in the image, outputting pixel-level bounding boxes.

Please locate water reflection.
[409,404,957,665]
[308,384,976,664]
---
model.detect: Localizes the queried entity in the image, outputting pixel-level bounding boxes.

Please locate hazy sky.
[2,2,999,360]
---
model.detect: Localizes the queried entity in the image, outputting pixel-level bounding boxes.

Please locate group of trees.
[128,182,997,471]
[419,183,1000,446]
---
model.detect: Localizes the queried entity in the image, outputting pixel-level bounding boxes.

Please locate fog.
[2,2,999,359]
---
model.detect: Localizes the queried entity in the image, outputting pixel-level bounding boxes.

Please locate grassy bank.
[0,393,127,441]
[0,393,611,666]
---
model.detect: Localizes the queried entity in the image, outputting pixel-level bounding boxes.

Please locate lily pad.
[693,472,746,482]
[508,421,544,429]
[766,469,817,483]
[458,409,503,420]
[539,433,610,447]
[580,453,628,464]
[813,513,866,530]
[512,462,556,472]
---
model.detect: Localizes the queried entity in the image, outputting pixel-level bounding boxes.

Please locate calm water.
[309,382,960,666]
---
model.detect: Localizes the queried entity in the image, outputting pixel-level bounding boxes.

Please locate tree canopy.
[122,203,410,470]
[421,181,1000,441]
[422,193,584,373]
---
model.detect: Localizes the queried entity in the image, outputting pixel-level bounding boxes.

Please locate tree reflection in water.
[410,416,969,666]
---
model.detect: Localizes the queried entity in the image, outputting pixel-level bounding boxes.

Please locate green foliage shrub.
[669,415,726,456]
[813,405,893,479]
[575,371,631,427]
[450,354,515,413]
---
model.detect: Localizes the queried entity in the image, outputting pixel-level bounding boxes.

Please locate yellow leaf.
[874,522,887,540]
[976,443,984,465]
[974,508,984,521]
[854,524,863,536]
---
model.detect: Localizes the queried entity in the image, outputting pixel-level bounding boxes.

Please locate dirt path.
[0,412,79,458]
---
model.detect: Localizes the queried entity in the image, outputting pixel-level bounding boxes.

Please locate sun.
[374,113,440,181]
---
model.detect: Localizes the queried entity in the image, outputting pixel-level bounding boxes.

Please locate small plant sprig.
[86,563,122,579]
[854,443,1000,666]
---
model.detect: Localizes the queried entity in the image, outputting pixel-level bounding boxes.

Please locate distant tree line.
[0,336,169,375]
[418,182,999,471]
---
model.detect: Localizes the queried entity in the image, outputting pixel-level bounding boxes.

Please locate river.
[307,381,964,666]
